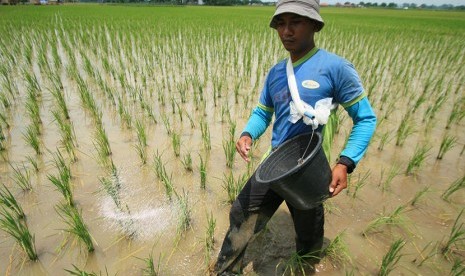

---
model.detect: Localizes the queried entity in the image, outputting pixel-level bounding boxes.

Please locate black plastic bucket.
[255,132,332,210]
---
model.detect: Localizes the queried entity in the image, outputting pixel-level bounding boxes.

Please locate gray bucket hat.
[270,0,324,32]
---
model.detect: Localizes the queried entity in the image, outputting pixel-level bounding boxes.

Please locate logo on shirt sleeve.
[302,80,320,89]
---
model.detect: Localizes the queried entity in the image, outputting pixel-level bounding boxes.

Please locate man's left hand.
[329,164,348,197]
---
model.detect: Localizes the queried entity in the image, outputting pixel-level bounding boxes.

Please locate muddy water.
[2,76,463,276]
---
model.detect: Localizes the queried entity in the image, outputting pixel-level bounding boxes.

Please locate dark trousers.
[214,172,325,274]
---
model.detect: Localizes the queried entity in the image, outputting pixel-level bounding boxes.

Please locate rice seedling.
[0,206,38,260]
[134,143,148,165]
[405,144,431,175]
[56,203,94,253]
[323,231,352,268]
[410,186,430,206]
[93,124,113,169]
[446,98,465,129]
[412,241,438,267]
[171,131,181,157]
[64,264,102,276]
[441,209,465,259]
[47,150,73,206]
[450,258,465,276]
[160,113,172,135]
[199,154,207,189]
[135,120,147,147]
[395,113,415,147]
[222,171,247,204]
[442,175,465,202]
[181,151,193,172]
[200,119,211,151]
[25,155,39,173]
[277,251,318,276]
[203,211,216,266]
[437,134,457,160]
[50,87,70,120]
[185,112,195,129]
[175,190,192,237]
[379,163,401,193]
[140,252,163,276]
[223,121,236,168]
[153,151,174,200]
[379,238,406,276]
[10,163,32,191]
[363,205,408,235]
[99,176,122,210]
[350,170,371,199]
[0,184,25,219]
[23,125,41,155]
[377,131,392,151]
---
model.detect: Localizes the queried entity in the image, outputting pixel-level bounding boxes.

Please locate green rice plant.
[175,190,192,237]
[437,134,457,160]
[10,163,32,191]
[222,121,236,168]
[410,186,430,206]
[56,203,94,252]
[185,112,195,129]
[135,120,147,147]
[351,170,371,198]
[153,151,174,200]
[406,144,431,175]
[441,209,465,259]
[52,110,78,161]
[379,238,406,276]
[377,131,392,151]
[363,205,407,235]
[93,124,113,169]
[181,152,193,172]
[99,176,122,210]
[222,172,247,204]
[0,207,38,260]
[379,163,401,193]
[442,175,465,202]
[0,184,25,219]
[450,258,465,276]
[23,125,41,155]
[25,155,39,173]
[412,241,438,267]
[199,154,207,189]
[134,143,148,165]
[140,252,163,276]
[171,131,181,157]
[446,99,465,129]
[323,231,352,268]
[277,251,319,276]
[50,87,70,120]
[395,113,415,147]
[47,150,73,206]
[64,264,101,276]
[205,211,216,257]
[160,113,172,135]
[200,119,211,151]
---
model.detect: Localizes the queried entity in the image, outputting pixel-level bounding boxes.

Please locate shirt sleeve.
[340,97,377,165]
[334,59,365,105]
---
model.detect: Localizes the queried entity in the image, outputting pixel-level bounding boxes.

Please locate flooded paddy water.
[1,5,465,276]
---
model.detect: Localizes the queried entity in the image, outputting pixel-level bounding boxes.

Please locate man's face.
[275,13,316,57]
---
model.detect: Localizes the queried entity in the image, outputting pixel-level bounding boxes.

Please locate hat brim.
[269,5,324,32]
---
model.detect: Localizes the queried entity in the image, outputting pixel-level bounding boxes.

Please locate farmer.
[213,0,377,274]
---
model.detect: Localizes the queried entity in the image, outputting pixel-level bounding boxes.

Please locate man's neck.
[290,44,316,63]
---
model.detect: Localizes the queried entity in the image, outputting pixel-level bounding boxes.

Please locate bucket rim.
[255,132,323,185]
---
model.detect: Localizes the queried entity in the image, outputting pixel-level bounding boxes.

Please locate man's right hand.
[236,135,252,162]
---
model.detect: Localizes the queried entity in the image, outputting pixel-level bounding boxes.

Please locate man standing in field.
[213,0,377,274]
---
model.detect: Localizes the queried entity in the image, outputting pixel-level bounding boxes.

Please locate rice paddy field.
[0,4,464,275]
